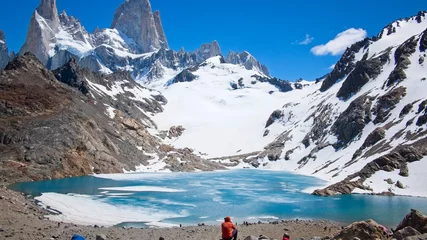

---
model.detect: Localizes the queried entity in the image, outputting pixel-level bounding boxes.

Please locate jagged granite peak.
[195,40,221,62]
[19,0,61,65]
[36,0,59,27]
[226,50,270,77]
[111,0,169,53]
[153,10,168,49]
[0,30,10,70]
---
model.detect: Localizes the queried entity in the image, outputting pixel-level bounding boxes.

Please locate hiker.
[221,216,238,240]
[282,232,290,240]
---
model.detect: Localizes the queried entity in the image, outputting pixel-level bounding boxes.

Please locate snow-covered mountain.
[140,11,427,197]
[18,0,270,85]
[4,0,427,197]
[226,51,271,77]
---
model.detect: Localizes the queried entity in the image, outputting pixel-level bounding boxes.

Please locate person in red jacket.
[283,232,290,240]
[221,216,238,240]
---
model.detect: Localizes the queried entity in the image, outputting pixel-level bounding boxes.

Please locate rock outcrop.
[0,30,10,70]
[336,52,389,100]
[169,69,197,84]
[387,36,418,87]
[251,75,293,92]
[332,95,373,148]
[373,86,406,124]
[395,209,427,234]
[332,220,388,240]
[265,110,284,128]
[320,38,370,92]
[226,51,270,76]
[111,0,169,53]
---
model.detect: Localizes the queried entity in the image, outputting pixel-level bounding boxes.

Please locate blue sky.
[0,0,425,80]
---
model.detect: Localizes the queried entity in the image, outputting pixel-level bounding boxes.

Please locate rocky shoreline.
[2,185,427,240]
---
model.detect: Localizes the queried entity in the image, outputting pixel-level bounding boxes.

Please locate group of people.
[71,216,290,240]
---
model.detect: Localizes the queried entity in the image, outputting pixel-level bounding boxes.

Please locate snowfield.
[150,56,314,158]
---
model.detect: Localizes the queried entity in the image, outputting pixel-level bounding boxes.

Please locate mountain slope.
[0,53,223,184]
[237,11,427,197]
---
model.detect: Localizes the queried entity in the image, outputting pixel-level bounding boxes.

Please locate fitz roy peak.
[111,0,169,53]
[18,0,270,83]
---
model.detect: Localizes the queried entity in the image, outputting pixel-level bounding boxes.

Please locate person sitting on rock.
[222,216,238,240]
[282,232,290,240]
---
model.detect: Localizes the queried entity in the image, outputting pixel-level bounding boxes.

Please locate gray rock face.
[0,30,10,70]
[387,36,418,87]
[19,0,60,65]
[332,95,373,148]
[226,51,270,76]
[153,10,168,49]
[337,52,389,100]
[111,0,168,53]
[420,28,427,52]
[320,38,370,92]
[195,41,221,62]
[36,0,59,29]
[20,0,92,68]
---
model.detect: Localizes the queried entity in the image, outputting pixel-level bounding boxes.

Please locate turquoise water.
[11,170,427,228]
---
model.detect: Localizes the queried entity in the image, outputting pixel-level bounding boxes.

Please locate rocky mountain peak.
[19,0,61,65]
[36,0,58,20]
[111,0,169,53]
[0,30,4,42]
[195,40,222,62]
[226,50,270,77]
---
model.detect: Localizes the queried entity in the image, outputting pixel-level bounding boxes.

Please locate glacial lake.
[11,169,427,228]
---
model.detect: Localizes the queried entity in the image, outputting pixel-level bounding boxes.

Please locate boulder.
[396,181,405,189]
[96,234,107,240]
[332,220,388,240]
[395,209,427,234]
[393,226,421,240]
[168,126,185,138]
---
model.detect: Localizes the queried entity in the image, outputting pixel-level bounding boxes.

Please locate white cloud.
[311,28,367,56]
[296,34,314,45]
